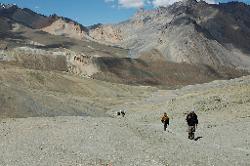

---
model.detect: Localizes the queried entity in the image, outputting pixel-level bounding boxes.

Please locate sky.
[1,0,250,26]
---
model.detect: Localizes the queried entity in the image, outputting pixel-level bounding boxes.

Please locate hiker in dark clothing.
[186,110,198,140]
[117,110,126,117]
[161,112,169,131]
[121,110,126,117]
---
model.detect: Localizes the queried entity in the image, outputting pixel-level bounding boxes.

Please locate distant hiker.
[161,112,169,131]
[117,110,126,117]
[121,110,126,117]
[186,110,198,140]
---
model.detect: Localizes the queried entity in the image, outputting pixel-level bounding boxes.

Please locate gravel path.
[0,76,250,165]
[0,114,249,166]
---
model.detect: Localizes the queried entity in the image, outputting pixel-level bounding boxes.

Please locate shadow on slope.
[92,56,248,89]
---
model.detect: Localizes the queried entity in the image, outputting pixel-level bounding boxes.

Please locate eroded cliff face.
[0,47,99,77]
[68,53,99,76]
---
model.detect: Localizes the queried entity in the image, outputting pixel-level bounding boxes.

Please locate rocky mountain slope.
[3,1,250,72]
[0,3,53,28]
[0,1,249,88]
[0,3,89,39]
[90,0,250,71]
[41,15,90,40]
[0,14,127,77]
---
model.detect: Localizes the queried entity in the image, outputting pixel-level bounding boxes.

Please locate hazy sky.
[1,0,250,26]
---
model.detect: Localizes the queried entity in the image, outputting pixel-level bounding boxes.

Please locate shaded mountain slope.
[0,4,53,28]
[92,56,247,88]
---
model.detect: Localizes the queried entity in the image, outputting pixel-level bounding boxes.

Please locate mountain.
[0,3,53,28]
[0,3,89,39]
[0,5,128,79]
[41,14,90,40]
[0,1,249,88]
[89,0,250,71]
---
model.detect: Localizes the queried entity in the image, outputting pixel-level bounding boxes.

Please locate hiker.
[161,112,169,131]
[121,110,126,117]
[186,110,198,140]
[117,110,126,117]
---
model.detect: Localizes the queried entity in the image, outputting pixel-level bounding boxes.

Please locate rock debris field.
[0,69,250,165]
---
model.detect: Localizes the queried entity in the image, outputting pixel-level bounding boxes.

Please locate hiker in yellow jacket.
[161,112,169,131]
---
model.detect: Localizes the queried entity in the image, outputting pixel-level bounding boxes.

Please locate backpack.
[161,115,169,124]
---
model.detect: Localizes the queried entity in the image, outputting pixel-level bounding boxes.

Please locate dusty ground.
[0,65,249,165]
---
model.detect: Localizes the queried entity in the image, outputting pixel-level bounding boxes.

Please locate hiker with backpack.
[186,110,198,140]
[161,112,169,131]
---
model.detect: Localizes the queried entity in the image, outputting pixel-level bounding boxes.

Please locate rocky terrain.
[41,15,90,40]
[90,0,250,71]
[0,63,249,165]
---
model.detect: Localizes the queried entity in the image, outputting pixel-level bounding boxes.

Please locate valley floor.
[0,114,249,166]
[0,65,250,165]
